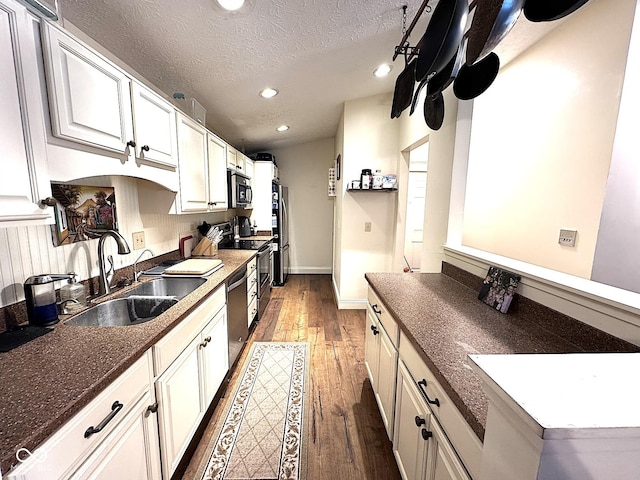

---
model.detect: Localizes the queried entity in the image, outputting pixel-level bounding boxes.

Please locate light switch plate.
[559,229,577,247]
[364,222,372,232]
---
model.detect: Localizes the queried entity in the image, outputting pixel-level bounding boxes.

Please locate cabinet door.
[207,133,228,211]
[245,158,254,179]
[0,0,52,225]
[429,420,471,480]
[156,336,203,479]
[364,306,380,391]
[226,145,237,169]
[377,326,398,440]
[42,23,134,153]
[176,113,208,213]
[393,361,431,480]
[200,308,229,407]
[131,82,178,169]
[70,391,162,480]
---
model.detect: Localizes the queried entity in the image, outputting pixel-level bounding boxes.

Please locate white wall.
[269,138,335,274]
[333,93,399,307]
[591,0,640,293]
[462,0,636,279]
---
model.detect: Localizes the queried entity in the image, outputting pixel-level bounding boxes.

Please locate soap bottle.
[59,272,86,312]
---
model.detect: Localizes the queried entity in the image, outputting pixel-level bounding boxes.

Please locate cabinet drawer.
[247,257,257,276]
[399,332,482,479]
[153,285,225,375]
[248,297,258,325]
[368,288,398,347]
[8,352,152,480]
[247,269,258,294]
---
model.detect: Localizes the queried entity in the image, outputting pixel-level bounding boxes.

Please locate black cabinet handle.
[40,197,57,207]
[421,429,433,441]
[141,145,150,152]
[417,379,440,407]
[146,402,158,416]
[372,304,382,315]
[414,416,426,427]
[126,140,136,148]
[200,336,212,348]
[84,401,123,438]
[370,325,379,335]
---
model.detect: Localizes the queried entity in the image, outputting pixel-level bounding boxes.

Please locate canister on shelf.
[360,169,372,189]
[372,170,384,189]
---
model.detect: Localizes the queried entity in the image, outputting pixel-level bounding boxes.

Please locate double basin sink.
[65,277,207,327]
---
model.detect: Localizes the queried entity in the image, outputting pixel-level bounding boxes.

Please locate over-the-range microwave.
[227,170,252,209]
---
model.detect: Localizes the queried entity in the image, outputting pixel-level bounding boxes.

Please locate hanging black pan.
[466,0,525,66]
[523,0,590,23]
[424,91,445,130]
[453,52,500,100]
[415,0,469,82]
[390,59,416,119]
[427,45,464,97]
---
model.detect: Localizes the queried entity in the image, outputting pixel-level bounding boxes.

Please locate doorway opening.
[404,142,429,272]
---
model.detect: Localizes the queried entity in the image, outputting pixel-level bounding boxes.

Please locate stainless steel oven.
[257,243,272,319]
[227,170,252,209]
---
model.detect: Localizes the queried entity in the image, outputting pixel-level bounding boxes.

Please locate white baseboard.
[331,275,367,309]
[444,246,640,346]
[289,267,332,274]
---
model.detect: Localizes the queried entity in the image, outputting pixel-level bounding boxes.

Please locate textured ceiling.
[58,0,561,152]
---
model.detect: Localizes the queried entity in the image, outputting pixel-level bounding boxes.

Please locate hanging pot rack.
[393,0,478,63]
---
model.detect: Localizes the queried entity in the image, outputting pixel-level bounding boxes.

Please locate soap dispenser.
[59,272,86,312]
[24,273,76,326]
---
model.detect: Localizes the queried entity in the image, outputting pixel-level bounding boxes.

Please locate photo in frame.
[478,266,521,314]
[50,183,118,246]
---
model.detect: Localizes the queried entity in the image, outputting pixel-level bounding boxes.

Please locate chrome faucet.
[133,248,154,282]
[97,230,131,295]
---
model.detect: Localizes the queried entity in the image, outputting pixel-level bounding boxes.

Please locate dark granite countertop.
[0,249,256,474]
[365,272,639,443]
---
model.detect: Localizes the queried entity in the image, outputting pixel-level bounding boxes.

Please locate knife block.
[191,237,218,256]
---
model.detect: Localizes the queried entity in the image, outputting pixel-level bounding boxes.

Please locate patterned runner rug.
[200,342,309,480]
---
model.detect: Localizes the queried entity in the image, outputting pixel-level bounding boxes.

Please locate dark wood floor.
[181,274,401,479]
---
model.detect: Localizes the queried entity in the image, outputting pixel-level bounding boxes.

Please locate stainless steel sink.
[123,277,207,299]
[65,296,178,327]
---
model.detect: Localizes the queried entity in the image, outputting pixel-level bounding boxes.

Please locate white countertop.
[469,353,640,439]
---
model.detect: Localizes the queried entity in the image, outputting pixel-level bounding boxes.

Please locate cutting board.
[163,258,223,275]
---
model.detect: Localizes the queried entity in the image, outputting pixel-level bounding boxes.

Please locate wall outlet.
[132,231,145,250]
[364,222,372,232]
[558,229,577,247]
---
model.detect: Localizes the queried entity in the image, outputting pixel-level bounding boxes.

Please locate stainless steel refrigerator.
[272,183,289,285]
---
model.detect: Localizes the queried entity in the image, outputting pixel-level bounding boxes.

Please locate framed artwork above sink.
[50,183,119,246]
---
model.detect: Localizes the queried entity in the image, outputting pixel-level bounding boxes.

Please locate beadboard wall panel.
[0,176,230,308]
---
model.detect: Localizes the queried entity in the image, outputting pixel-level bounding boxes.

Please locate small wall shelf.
[347,188,398,193]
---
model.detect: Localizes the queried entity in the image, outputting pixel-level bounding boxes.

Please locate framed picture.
[336,154,341,180]
[50,183,118,246]
[478,266,521,314]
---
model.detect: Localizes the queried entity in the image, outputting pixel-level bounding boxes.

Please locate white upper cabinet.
[0,0,53,226]
[207,133,228,211]
[226,144,237,170]
[244,156,254,179]
[41,22,134,153]
[131,81,178,169]
[176,113,208,213]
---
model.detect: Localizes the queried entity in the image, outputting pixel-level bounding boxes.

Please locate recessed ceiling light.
[276,125,289,132]
[373,64,393,78]
[217,0,245,11]
[260,88,278,98]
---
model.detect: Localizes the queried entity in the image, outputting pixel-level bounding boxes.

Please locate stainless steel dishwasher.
[226,265,248,367]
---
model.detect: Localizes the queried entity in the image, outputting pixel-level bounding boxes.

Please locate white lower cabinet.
[394,361,432,480]
[69,389,162,480]
[393,360,471,480]
[155,336,203,478]
[367,285,481,480]
[7,352,160,480]
[154,285,228,479]
[364,298,398,439]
